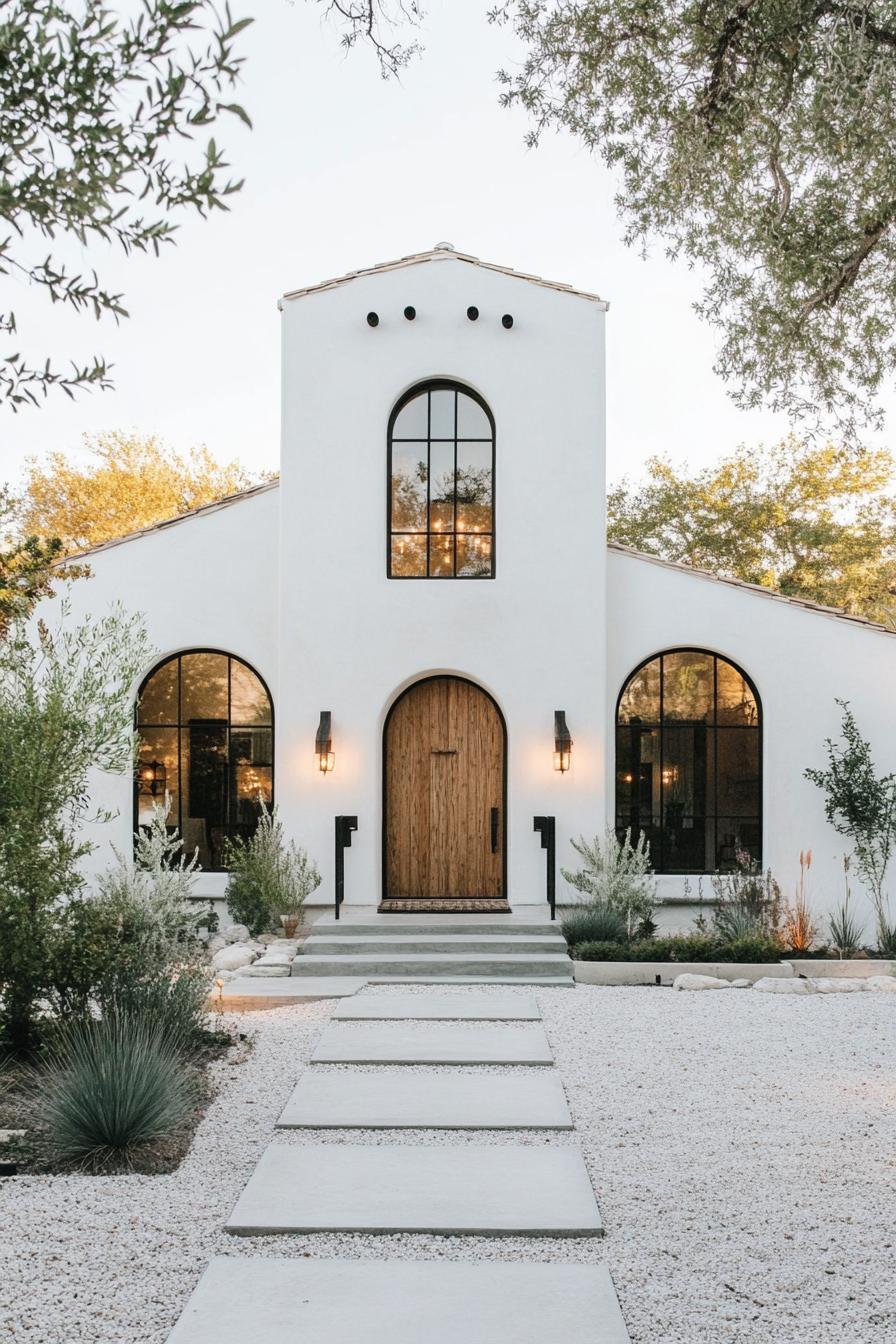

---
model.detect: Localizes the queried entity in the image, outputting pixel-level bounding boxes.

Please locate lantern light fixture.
[315,710,335,773]
[138,759,167,796]
[553,710,573,773]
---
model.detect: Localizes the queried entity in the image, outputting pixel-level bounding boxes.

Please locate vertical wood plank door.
[385,677,505,900]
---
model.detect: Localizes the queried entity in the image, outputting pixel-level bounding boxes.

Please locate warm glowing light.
[553,748,572,774]
[317,750,335,773]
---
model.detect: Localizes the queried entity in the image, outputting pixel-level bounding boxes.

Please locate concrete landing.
[225,1143,603,1236]
[276,1070,573,1130]
[333,991,541,1020]
[209,977,365,1010]
[165,1258,630,1344]
[311,1021,554,1064]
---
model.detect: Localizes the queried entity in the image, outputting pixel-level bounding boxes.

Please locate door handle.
[490,807,499,854]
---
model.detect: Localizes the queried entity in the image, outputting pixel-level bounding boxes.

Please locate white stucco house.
[57,245,896,933]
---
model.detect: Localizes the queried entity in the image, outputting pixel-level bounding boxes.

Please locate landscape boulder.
[865,975,896,992]
[221,924,252,944]
[753,976,817,994]
[809,977,867,993]
[673,973,734,991]
[211,944,257,972]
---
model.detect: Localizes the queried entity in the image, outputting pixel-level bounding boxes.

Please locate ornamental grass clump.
[43,1013,198,1169]
[711,850,782,943]
[561,903,628,947]
[781,850,818,953]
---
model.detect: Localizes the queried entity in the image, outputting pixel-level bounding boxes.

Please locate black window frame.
[134,648,275,873]
[387,378,496,580]
[614,647,762,875]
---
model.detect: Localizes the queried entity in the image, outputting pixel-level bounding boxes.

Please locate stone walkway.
[165,990,631,1342]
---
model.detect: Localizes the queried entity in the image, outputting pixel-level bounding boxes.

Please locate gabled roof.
[56,481,894,638]
[56,478,279,564]
[608,541,896,637]
[280,244,609,309]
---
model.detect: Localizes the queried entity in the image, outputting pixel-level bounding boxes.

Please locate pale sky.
[2,0,815,489]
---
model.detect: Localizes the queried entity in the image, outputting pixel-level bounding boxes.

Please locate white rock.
[257,933,276,945]
[809,977,867,993]
[211,944,257,972]
[753,976,817,994]
[254,952,293,966]
[730,979,752,989]
[222,923,252,944]
[207,934,228,954]
[864,975,896,992]
[266,940,299,955]
[673,973,734,991]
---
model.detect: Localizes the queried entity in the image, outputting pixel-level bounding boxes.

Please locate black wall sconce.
[553,710,573,773]
[138,759,167,796]
[316,710,335,773]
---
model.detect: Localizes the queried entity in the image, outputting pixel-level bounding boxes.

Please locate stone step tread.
[165,1258,629,1344]
[295,953,573,965]
[225,1143,603,1237]
[364,976,574,986]
[333,991,541,1019]
[316,918,558,933]
[310,1021,554,1065]
[305,934,566,946]
[277,1070,573,1129]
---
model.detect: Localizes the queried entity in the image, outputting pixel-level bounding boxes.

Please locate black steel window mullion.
[426,390,432,577]
[658,655,665,873]
[452,388,458,576]
[712,656,719,869]
[177,655,183,841]
[226,657,232,833]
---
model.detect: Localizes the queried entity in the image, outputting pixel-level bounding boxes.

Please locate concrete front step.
[314,917,558,935]
[292,952,574,980]
[303,934,567,955]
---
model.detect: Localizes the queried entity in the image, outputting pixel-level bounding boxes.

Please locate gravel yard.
[2,985,893,1344]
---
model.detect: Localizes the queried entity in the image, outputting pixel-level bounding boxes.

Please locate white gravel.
[3,985,894,1343]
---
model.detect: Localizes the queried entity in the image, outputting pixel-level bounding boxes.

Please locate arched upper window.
[615,649,761,874]
[135,651,273,872]
[388,380,495,578]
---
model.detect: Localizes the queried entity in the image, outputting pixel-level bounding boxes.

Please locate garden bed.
[0,1028,245,1176]
[573,960,791,986]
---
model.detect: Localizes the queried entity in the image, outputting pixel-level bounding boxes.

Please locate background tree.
[314,1,424,77]
[0,487,65,632]
[491,2,896,435]
[607,438,896,626]
[19,432,269,555]
[0,1,252,409]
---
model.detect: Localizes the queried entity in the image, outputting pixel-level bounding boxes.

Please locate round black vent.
[366,311,379,327]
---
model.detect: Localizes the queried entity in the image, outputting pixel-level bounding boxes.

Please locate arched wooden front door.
[383,676,506,905]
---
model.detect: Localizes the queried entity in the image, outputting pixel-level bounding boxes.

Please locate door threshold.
[377,899,512,914]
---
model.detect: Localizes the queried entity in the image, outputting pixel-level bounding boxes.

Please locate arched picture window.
[388,380,495,578]
[616,650,761,874]
[135,651,273,871]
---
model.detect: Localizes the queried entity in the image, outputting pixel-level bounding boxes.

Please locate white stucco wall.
[606,547,896,932]
[278,253,608,908]
[48,485,280,897]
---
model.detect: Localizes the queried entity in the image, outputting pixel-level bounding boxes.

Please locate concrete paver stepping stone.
[225,1142,603,1236]
[211,977,365,1010]
[166,1258,630,1343]
[333,991,541,1020]
[311,1021,553,1064]
[276,1070,573,1129]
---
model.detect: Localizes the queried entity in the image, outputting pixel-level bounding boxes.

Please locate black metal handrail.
[334,815,358,920]
[533,815,556,920]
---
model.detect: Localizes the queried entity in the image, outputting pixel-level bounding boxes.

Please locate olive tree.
[0,1,252,409]
[0,602,151,1052]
